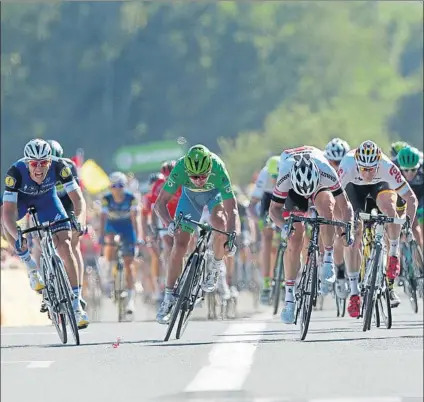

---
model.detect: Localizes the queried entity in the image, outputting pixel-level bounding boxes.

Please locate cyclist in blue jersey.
[99,172,140,318]
[2,139,89,328]
[47,139,87,310]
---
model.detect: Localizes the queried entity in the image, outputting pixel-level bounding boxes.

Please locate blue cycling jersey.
[3,157,79,231]
[101,191,138,221]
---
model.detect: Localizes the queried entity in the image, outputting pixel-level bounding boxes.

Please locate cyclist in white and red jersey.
[338,140,418,315]
[269,145,354,324]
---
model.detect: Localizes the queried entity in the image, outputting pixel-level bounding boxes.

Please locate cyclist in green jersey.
[154,144,240,324]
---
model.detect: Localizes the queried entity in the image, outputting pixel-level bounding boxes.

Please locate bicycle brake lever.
[16,226,23,250]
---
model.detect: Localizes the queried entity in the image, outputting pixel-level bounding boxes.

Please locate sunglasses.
[189,174,208,180]
[401,168,417,173]
[111,183,125,188]
[28,159,50,168]
[358,166,376,172]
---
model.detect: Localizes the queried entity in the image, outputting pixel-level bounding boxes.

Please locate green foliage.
[1,2,422,186]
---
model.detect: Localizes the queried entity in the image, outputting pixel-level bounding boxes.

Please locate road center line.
[26,361,54,368]
[184,322,266,392]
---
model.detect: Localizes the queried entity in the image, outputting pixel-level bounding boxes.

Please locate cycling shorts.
[17,193,70,233]
[176,188,222,233]
[345,182,405,214]
[104,219,136,257]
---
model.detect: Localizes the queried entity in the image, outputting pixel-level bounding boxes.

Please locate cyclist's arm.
[334,189,354,224]
[216,163,239,234]
[388,162,418,223]
[56,160,86,225]
[269,199,285,229]
[397,185,418,224]
[99,197,109,240]
[155,162,185,227]
[247,197,261,221]
[2,166,22,240]
[154,189,174,227]
[130,196,140,241]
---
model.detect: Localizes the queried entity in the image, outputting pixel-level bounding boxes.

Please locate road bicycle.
[17,206,82,345]
[164,213,236,341]
[288,211,351,341]
[105,235,132,322]
[399,217,423,313]
[359,210,405,332]
[269,227,286,316]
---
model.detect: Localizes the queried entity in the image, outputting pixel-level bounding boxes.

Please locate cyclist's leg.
[281,191,308,323]
[259,193,273,298]
[375,186,403,306]
[313,189,338,284]
[203,192,228,293]
[342,183,367,318]
[156,190,198,324]
[120,230,137,314]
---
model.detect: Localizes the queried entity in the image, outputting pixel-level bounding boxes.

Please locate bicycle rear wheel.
[41,257,67,344]
[164,254,196,342]
[298,251,318,341]
[362,245,380,332]
[411,240,423,298]
[115,262,126,322]
[53,256,80,345]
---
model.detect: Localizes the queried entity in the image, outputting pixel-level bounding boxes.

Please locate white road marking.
[311,398,403,402]
[26,361,54,368]
[1,360,54,368]
[184,322,266,392]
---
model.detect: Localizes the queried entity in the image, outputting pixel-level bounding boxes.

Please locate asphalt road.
[1,290,423,402]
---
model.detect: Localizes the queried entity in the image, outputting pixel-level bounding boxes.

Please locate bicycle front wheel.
[41,256,67,344]
[164,254,197,342]
[272,246,284,316]
[362,245,381,332]
[299,251,318,341]
[53,256,80,346]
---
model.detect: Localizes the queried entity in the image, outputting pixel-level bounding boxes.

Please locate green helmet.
[266,156,280,176]
[390,141,408,159]
[184,144,212,175]
[47,140,64,158]
[397,146,421,169]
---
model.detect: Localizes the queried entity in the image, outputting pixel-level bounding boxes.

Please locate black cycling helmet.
[148,172,163,185]
[47,140,64,158]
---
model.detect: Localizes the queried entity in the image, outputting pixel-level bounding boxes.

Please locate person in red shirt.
[140,173,164,300]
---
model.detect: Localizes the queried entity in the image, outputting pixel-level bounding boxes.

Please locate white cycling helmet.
[24,138,52,160]
[325,138,350,162]
[290,154,320,197]
[109,171,128,187]
[355,140,381,168]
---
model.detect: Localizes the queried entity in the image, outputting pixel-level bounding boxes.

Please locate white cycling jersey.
[273,145,341,201]
[250,166,276,199]
[338,150,409,197]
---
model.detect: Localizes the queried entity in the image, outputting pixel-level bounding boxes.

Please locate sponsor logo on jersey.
[60,166,72,179]
[320,171,337,182]
[5,175,16,188]
[277,173,290,186]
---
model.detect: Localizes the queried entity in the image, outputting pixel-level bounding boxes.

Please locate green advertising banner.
[114,140,186,172]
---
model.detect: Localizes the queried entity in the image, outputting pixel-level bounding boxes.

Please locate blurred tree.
[1,2,422,187]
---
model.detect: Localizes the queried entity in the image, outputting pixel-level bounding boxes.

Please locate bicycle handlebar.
[174,212,237,250]
[16,206,80,250]
[359,212,407,226]
[287,213,353,244]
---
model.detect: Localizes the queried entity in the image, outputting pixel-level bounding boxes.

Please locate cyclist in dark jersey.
[47,140,87,310]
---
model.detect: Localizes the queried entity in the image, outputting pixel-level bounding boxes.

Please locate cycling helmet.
[160,160,176,177]
[266,156,280,176]
[290,154,320,197]
[390,141,408,159]
[47,140,64,158]
[148,172,163,185]
[24,139,51,160]
[325,138,350,162]
[184,145,212,176]
[355,140,381,168]
[397,146,421,169]
[109,171,127,187]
